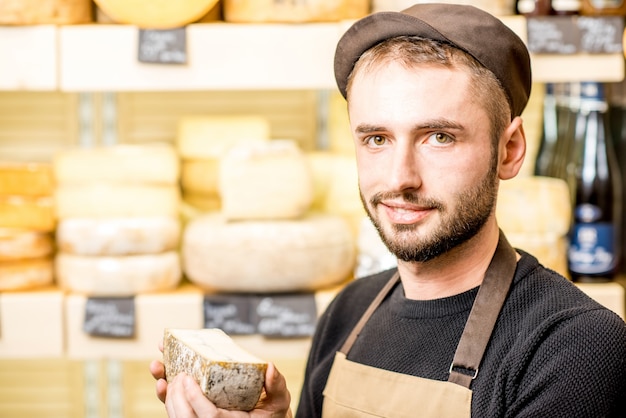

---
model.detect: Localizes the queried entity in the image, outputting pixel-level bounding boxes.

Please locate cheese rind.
[0,195,55,231]
[0,162,54,196]
[53,143,179,185]
[55,251,181,296]
[219,140,313,221]
[0,0,93,24]
[163,328,267,411]
[0,228,53,260]
[93,0,219,28]
[0,257,54,291]
[56,216,180,256]
[182,213,355,292]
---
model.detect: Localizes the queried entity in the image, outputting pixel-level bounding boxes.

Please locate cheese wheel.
[327,91,355,156]
[55,251,181,296]
[182,193,221,212]
[0,228,53,261]
[0,195,55,231]
[0,162,54,196]
[506,232,569,279]
[93,0,219,29]
[219,140,313,221]
[55,183,180,219]
[223,0,369,22]
[163,328,267,411]
[177,115,271,160]
[181,159,220,195]
[0,0,92,24]
[182,213,355,292]
[53,143,179,185]
[497,176,571,235]
[0,258,54,291]
[56,216,180,256]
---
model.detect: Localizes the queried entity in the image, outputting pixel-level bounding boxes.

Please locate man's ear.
[498,116,526,180]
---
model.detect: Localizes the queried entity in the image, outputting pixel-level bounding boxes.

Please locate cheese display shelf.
[0,16,624,92]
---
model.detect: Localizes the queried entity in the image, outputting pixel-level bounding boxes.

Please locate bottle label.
[568,222,617,274]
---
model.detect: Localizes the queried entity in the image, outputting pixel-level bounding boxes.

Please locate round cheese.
[55,183,180,219]
[0,195,55,231]
[93,0,219,29]
[506,232,569,279]
[0,228,54,261]
[219,140,313,221]
[223,0,369,22]
[53,143,179,185]
[0,162,54,196]
[55,251,182,296]
[0,0,92,24]
[182,213,355,293]
[177,115,270,160]
[56,216,180,256]
[0,258,54,291]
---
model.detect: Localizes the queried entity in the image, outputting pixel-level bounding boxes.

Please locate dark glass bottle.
[535,83,559,176]
[551,83,581,184]
[567,82,623,282]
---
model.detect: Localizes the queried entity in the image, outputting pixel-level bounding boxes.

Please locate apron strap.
[339,271,400,354]
[447,231,517,388]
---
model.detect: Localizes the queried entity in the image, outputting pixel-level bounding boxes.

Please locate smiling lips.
[380,200,433,225]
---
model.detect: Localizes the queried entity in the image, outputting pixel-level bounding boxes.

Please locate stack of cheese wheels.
[93,0,220,28]
[0,0,92,25]
[223,0,369,22]
[496,175,572,278]
[180,119,356,293]
[0,163,56,291]
[53,143,182,296]
[177,115,271,218]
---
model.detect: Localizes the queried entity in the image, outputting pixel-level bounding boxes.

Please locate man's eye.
[432,132,453,144]
[367,135,386,146]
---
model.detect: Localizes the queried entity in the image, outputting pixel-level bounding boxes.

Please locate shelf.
[0,17,623,92]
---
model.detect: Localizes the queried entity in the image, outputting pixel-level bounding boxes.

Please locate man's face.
[348,61,499,263]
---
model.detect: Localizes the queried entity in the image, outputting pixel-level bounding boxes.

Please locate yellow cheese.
[93,0,219,29]
[55,251,182,296]
[56,216,180,256]
[53,143,179,185]
[163,328,267,411]
[0,228,53,261]
[0,195,55,231]
[55,183,180,219]
[219,140,313,221]
[0,162,54,196]
[182,213,355,292]
[182,192,221,212]
[0,258,54,291]
[327,91,355,156]
[180,159,220,195]
[0,0,92,24]
[223,0,369,22]
[506,232,569,278]
[177,115,271,160]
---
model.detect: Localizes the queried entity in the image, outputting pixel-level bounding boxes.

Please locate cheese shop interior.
[1,1,626,417]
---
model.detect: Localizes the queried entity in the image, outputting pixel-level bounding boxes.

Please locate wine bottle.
[535,83,559,176]
[567,82,623,282]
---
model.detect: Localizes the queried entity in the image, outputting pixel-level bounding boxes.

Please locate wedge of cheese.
[56,216,180,256]
[177,115,270,160]
[219,140,313,221]
[93,0,219,28]
[0,228,53,261]
[163,328,267,411]
[0,162,54,196]
[55,251,181,296]
[182,213,355,292]
[0,258,54,291]
[0,195,55,231]
[53,143,179,185]
[55,183,180,219]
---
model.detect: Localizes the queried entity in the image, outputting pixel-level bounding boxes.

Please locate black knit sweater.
[296,251,626,417]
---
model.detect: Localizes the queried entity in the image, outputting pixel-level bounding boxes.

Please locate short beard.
[362,157,499,263]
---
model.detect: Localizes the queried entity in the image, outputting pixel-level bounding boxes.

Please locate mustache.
[369,191,445,211]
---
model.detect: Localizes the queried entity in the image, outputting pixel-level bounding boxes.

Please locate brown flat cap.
[334,3,532,117]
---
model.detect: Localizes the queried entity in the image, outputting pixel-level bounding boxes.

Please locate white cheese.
[163,328,267,411]
[0,258,54,291]
[56,216,180,256]
[219,140,313,221]
[182,213,355,292]
[55,251,181,296]
[0,228,53,260]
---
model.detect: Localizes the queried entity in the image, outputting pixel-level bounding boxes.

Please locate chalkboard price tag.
[203,295,256,335]
[578,16,623,54]
[138,28,187,64]
[252,294,318,338]
[83,297,136,338]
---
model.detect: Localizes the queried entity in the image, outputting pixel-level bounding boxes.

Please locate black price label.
[138,28,187,64]
[203,295,257,335]
[83,297,136,338]
[578,16,623,54]
[252,294,318,338]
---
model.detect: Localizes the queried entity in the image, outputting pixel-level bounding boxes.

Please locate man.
[151,4,626,417]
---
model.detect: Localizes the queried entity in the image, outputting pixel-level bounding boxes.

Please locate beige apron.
[322,232,517,417]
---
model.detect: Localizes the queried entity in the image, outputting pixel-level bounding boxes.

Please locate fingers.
[150,359,165,380]
[255,363,292,414]
[165,373,218,418]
